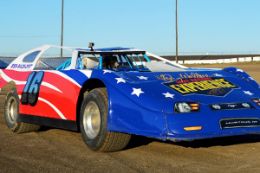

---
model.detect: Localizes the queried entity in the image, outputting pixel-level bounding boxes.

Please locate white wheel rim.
[7,97,17,123]
[83,101,101,139]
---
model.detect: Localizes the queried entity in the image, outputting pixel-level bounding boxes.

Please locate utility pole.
[60,0,64,57]
[175,0,179,63]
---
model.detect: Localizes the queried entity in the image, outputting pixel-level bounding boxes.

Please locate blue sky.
[0,0,260,56]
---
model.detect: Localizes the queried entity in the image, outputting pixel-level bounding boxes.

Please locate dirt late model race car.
[1,45,260,152]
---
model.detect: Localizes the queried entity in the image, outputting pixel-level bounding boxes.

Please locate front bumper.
[166,109,260,141]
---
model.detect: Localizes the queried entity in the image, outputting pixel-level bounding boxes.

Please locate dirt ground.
[0,63,260,173]
[188,62,260,82]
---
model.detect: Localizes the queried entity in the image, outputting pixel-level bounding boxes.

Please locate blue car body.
[3,45,260,142]
[67,62,260,141]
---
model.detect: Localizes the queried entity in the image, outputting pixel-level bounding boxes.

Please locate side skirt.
[18,114,78,131]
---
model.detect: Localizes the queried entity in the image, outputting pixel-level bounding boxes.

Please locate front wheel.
[80,88,131,152]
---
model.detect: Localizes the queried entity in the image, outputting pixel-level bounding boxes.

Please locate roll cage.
[6,45,187,71]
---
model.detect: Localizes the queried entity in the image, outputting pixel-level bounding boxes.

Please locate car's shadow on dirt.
[125,135,155,149]
[38,126,52,132]
[126,134,260,149]
[176,134,260,148]
[37,127,260,149]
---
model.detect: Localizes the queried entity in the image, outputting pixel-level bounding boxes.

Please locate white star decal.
[103,70,112,74]
[131,88,144,97]
[237,69,244,72]
[137,76,148,80]
[115,78,126,84]
[249,77,255,81]
[214,73,223,77]
[163,92,175,99]
[244,91,253,96]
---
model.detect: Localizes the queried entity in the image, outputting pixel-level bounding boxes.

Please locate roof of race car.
[40,45,145,54]
[76,47,132,51]
[76,47,145,54]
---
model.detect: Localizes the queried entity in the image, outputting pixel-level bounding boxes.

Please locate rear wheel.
[80,88,131,152]
[4,90,40,133]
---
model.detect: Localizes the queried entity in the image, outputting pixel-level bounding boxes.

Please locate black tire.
[0,83,15,124]
[80,88,131,152]
[4,90,40,133]
[0,94,6,124]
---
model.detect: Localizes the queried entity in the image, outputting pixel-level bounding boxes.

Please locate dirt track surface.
[188,62,260,82]
[1,63,260,173]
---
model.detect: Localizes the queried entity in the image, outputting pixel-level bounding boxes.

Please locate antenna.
[88,42,95,51]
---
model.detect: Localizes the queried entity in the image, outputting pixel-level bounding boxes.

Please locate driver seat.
[82,56,98,69]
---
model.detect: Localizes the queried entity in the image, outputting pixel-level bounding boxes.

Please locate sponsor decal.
[179,73,209,79]
[156,73,209,82]
[156,74,175,82]
[220,118,260,129]
[164,77,237,96]
[11,64,33,69]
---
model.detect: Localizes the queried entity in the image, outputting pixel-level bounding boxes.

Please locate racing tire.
[0,83,16,124]
[4,90,40,133]
[80,88,131,152]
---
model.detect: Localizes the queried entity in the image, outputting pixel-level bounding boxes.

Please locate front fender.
[90,70,173,139]
[106,84,167,139]
[223,67,260,89]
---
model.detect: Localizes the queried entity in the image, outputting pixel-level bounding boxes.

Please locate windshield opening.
[101,53,151,72]
[78,52,185,72]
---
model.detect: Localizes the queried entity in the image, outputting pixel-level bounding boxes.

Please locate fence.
[162,54,260,64]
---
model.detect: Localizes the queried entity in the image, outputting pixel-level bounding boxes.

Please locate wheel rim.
[83,101,101,139]
[7,97,18,123]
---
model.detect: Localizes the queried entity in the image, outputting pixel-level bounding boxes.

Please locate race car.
[0,44,260,152]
